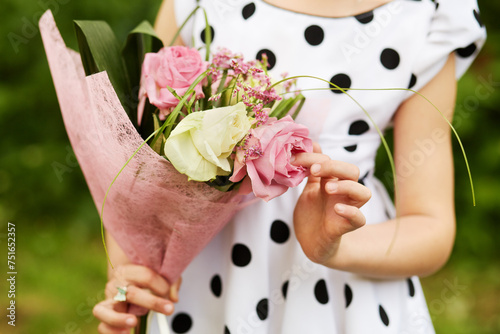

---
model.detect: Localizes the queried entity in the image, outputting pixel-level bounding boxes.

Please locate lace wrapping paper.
[40,10,245,290]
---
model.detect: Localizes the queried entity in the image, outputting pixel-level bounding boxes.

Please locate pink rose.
[138,46,206,124]
[230,116,313,201]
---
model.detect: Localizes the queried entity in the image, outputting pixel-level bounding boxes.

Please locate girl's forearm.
[326,214,455,278]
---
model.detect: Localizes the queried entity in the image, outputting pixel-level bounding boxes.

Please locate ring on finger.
[113,286,128,302]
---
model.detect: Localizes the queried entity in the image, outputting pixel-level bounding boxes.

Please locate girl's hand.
[93,264,181,334]
[292,143,371,267]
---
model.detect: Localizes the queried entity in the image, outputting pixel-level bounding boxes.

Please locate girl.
[93,0,486,333]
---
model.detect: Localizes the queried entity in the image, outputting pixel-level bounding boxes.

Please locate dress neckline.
[258,0,399,19]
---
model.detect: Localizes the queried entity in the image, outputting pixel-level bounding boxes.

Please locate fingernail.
[164,303,174,314]
[336,204,345,213]
[290,155,296,163]
[326,182,338,193]
[311,164,321,174]
[125,317,136,326]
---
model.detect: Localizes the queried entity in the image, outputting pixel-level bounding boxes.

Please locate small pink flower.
[230,116,313,201]
[138,46,207,124]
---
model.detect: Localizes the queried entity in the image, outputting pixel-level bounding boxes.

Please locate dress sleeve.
[411,0,486,91]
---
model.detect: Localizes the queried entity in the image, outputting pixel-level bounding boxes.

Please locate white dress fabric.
[151,0,486,333]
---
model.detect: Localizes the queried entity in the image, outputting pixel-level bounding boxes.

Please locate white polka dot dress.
[151,1,486,333]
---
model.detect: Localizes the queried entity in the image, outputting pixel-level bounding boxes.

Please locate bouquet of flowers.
[137,45,312,199]
[40,9,312,332]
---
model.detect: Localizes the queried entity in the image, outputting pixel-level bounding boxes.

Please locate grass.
[421,258,500,334]
[0,212,106,334]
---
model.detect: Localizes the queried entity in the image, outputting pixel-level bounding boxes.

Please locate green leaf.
[207,175,237,192]
[186,92,198,113]
[202,8,211,61]
[290,94,306,120]
[269,98,293,119]
[123,22,163,132]
[216,71,229,95]
[138,98,156,141]
[122,20,164,107]
[269,94,305,120]
[137,313,149,334]
[151,114,165,155]
[74,20,133,122]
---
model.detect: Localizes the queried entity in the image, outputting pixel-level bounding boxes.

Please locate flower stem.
[135,313,149,334]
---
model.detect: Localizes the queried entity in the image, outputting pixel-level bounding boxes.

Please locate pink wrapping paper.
[39,10,245,286]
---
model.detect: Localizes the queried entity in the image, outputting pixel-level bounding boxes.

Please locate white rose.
[164,102,252,182]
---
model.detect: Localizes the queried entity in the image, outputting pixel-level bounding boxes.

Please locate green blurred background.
[0,0,499,333]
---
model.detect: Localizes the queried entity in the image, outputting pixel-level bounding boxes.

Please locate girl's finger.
[334,204,366,230]
[97,322,132,334]
[292,152,331,185]
[310,159,360,181]
[124,285,175,316]
[93,300,137,329]
[114,264,171,297]
[291,152,330,169]
[105,280,129,300]
[325,180,371,206]
[169,277,182,302]
[312,142,322,154]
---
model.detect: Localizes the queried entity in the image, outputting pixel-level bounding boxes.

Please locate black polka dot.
[270,220,290,244]
[348,120,369,135]
[358,171,369,186]
[329,73,352,94]
[355,11,374,24]
[385,209,392,219]
[435,2,440,10]
[171,313,193,333]
[380,48,400,70]
[345,119,368,153]
[379,305,390,326]
[224,325,231,334]
[304,25,324,46]
[314,279,329,304]
[282,280,289,299]
[231,243,252,267]
[344,145,357,152]
[344,284,353,308]
[200,26,215,44]
[409,74,417,89]
[256,49,277,70]
[473,9,483,27]
[256,298,269,320]
[210,274,222,297]
[407,278,415,297]
[242,3,256,20]
[456,43,477,58]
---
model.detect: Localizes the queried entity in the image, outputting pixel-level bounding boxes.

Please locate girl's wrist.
[322,233,356,272]
[306,235,342,269]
